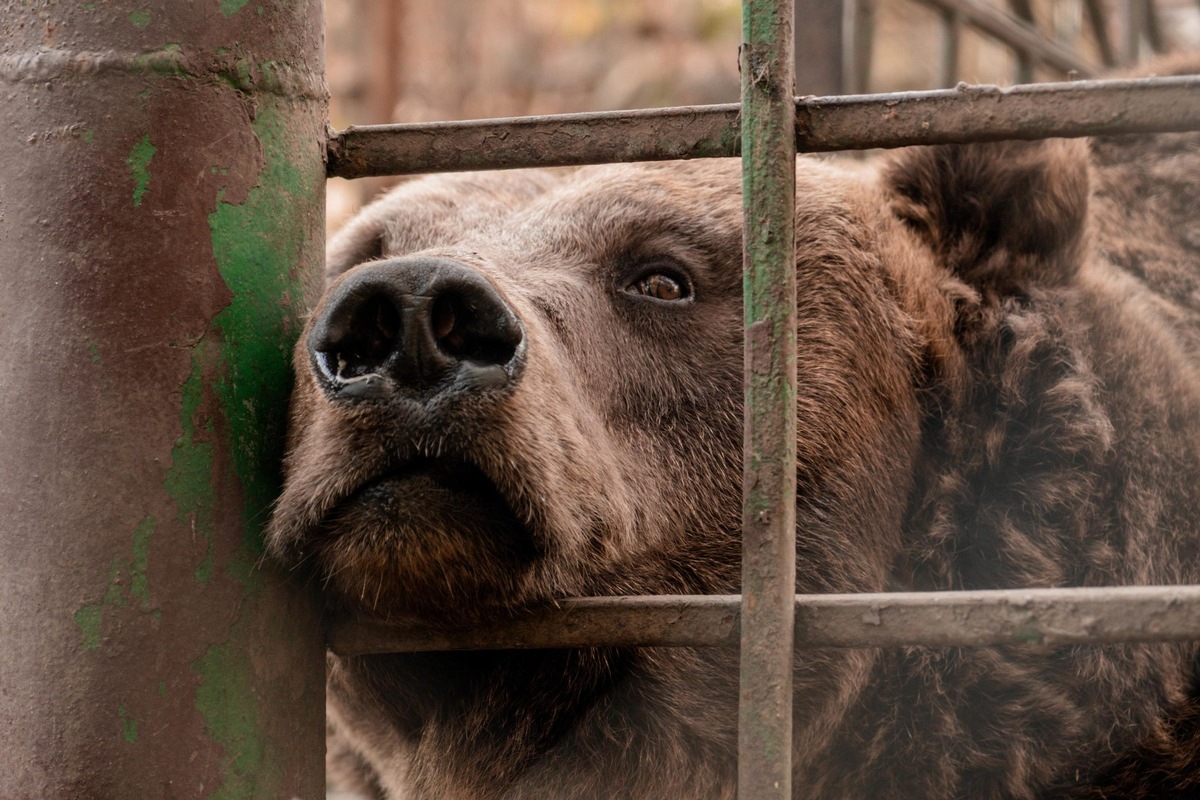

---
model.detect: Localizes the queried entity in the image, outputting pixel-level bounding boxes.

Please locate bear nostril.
[431,291,521,367]
[309,257,525,400]
[316,294,402,385]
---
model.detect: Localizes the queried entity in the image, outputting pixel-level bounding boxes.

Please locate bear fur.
[268,62,1200,799]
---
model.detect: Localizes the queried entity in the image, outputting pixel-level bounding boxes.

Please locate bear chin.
[313,457,544,620]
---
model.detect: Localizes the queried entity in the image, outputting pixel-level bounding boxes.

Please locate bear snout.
[307,256,526,403]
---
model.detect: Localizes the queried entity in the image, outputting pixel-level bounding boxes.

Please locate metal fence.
[325,1,1200,798]
[2,1,1198,798]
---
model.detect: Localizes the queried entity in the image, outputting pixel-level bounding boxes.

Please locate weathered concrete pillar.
[0,2,327,798]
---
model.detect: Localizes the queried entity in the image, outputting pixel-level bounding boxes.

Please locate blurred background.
[325,0,1200,232]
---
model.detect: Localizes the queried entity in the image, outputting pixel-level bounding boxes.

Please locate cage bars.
[328,73,1200,177]
[739,0,798,796]
[331,585,1200,655]
[321,3,1200,797]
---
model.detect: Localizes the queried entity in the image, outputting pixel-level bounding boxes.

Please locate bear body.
[269,67,1200,799]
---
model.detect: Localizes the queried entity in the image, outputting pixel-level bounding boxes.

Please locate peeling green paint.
[119,704,139,743]
[75,605,103,650]
[102,557,125,606]
[184,98,314,800]
[207,104,307,588]
[193,639,277,800]
[74,516,156,649]
[129,9,151,28]
[129,516,155,603]
[164,354,216,583]
[220,0,250,17]
[126,134,156,207]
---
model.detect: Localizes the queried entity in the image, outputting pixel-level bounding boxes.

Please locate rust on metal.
[913,0,1097,75]
[0,3,326,798]
[328,74,1200,177]
[330,586,1200,655]
[328,103,742,178]
[740,0,797,796]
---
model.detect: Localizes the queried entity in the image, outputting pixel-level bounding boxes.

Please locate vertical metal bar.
[1142,0,1166,53]
[1084,0,1119,67]
[849,0,877,94]
[360,0,407,203]
[740,0,798,796]
[941,7,963,87]
[0,2,327,798]
[1123,0,1144,63]
[794,0,845,95]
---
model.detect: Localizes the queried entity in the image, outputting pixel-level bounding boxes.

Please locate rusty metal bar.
[849,0,877,94]
[1124,0,1145,63]
[1143,0,1167,54]
[1084,0,1119,67]
[941,7,962,87]
[327,74,1200,177]
[794,0,845,95]
[1007,0,1037,83]
[739,0,797,796]
[0,3,327,798]
[330,586,1200,655]
[913,0,1096,75]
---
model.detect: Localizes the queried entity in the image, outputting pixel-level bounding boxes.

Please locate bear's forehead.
[371,161,749,256]
[365,157,877,283]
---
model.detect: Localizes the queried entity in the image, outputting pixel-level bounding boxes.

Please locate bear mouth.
[346,456,510,511]
[311,454,544,618]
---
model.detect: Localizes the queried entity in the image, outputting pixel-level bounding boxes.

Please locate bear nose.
[307,257,524,401]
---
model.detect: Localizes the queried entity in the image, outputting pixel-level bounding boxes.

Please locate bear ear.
[884,139,1090,296]
[325,211,386,286]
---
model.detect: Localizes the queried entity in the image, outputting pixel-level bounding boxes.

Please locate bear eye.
[625,270,692,303]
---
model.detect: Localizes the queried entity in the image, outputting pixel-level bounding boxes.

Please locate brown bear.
[268,67,1200,800]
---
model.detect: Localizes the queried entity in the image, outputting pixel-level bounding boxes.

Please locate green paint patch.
[84,128,94,144]
[158,680,168,697]
[88,341,101,363]
[72,516,157,650]
[126,134,156,207]
[129,9,151,28]
[206,104,309,589]
[220,0,250,17]
[185,100,315,800]
[129,516,154,602]
[163,354,217,583]
[194,641,274,800]
[75,604,104,650]
[119,704,139,743]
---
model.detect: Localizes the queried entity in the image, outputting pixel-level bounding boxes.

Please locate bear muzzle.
[307,256,526,404]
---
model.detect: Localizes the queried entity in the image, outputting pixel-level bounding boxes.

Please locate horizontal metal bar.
[914,0,1097,76]
[329,585,1200,655]
[327,104,742,178]
[327,74,1200,177]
